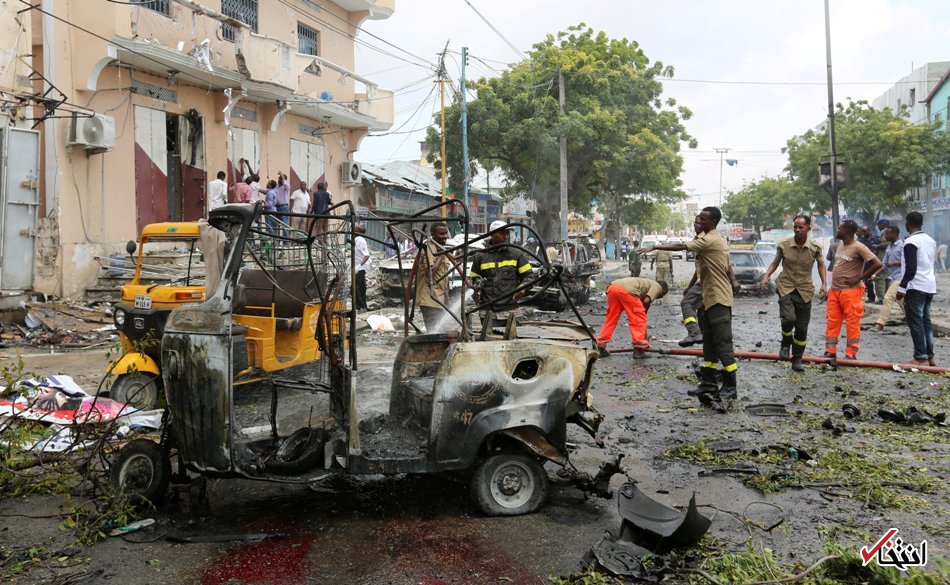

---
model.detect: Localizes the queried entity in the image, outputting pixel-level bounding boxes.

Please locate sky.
[353,0,950,210]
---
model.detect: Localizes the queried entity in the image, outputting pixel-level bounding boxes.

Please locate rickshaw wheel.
[110,439,171,505]
[471,452,548,516]
[110,373,162,410]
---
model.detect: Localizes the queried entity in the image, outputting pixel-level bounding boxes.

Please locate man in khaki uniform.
[596,277,669,359]
[759,215,828,371]
[651,249,673,285]
[413,223,456,332]
[644,207,735,411]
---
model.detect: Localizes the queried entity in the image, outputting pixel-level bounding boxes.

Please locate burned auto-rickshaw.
[110,201,610,516]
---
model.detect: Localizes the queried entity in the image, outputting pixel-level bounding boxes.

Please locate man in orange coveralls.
[825,219,882,366]
[597,277,669,359]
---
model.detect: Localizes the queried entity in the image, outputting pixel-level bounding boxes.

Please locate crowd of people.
[207,159,333,235]
[595,208,940,413]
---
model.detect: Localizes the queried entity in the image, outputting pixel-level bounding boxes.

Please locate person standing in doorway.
[643,207,735,411]
[353,225,371,311]
[289,181,311,233]
[824,220,882,366]
[873,225,904,332]
[208,171,228,213]
[759,215,827,372]
[896,212,937,366]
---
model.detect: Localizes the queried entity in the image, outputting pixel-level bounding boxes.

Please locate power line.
[302,0,438,70]
[462,0,525,60]
[274,0,434,71]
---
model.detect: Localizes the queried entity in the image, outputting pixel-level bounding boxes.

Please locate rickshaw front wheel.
[110,439,171,505]
[110,373,162,410]
[471,452,548,516]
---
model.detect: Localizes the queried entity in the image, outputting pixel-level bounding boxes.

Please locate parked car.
[753,241,778,266]
[640,240,658,259]
[730,250,774,295]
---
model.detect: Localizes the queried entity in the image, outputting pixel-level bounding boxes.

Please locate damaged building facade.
[5,0,394,299]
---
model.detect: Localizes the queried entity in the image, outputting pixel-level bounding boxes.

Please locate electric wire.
[461,0,525,60]
[296,0,438,70]
[274,0,435,71]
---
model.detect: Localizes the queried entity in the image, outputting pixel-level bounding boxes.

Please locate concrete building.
[871,62,950,239]
[872,62,950,125]
[923,69,950,244]
[0,3,37,298]
[9,0,394,299]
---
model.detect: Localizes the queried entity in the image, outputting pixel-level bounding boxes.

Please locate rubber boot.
[679,323,704,347]
[791,344,805,372]
[719,369,738,401]
[779,339,791,361]
[689,367,720,396]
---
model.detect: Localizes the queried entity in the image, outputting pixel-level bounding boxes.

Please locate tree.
[425,25,695,242]
[785,100,950,225]
[721,177,796,236]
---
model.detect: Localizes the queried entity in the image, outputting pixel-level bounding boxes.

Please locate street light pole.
[824,0,840,235]
[715,147,730,207]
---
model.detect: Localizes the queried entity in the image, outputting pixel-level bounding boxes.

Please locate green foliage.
[667,437,936,508]
[426,25,695,241]
[721,177,797,235]
[548,566,625,584]
[785,100,950,224]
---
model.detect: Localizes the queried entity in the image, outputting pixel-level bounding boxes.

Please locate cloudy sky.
[354,0,949,209]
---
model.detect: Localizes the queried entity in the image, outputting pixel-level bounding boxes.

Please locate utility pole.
[715,147,730,207]
[824,0,840,235]
[461,46,470,217]
[558,70,568,242]
[437,43,449,218]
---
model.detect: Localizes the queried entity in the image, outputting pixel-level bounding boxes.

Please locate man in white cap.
[470,220,533,331]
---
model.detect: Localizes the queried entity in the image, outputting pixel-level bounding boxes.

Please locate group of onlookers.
[206,159,332,234]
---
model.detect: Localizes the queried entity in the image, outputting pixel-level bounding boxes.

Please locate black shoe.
[597,345,610,358]
[822,352,837,368]
[779,345,791,361]
[631,348,647,359]
[679,331,703,347]
[791,357,804,372]
[689,367,719,396]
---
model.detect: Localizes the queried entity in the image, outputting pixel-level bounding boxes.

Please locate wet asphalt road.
[2,257,948,583]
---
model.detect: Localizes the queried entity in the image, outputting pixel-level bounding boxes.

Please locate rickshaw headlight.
[114,308,126,327]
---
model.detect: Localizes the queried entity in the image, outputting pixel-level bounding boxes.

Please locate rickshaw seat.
[235,269,325,319]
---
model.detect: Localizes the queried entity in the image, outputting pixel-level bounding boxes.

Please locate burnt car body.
[111,202,608,516]
[730,250,775,295]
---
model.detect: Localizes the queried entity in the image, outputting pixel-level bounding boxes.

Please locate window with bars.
[221,0,259,42]
[132,0,170,16]
[298,23,319,56]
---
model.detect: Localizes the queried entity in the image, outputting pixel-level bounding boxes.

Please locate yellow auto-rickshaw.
[109,222,205,408]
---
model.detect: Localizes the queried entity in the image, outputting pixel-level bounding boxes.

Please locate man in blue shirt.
[873,225,904,332]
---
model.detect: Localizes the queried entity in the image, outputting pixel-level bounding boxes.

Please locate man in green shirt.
[759,215,828,372]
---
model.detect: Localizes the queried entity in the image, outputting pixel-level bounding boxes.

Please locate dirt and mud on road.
[1,258,948,584]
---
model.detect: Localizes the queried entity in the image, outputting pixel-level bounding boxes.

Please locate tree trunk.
[535,197,561,246]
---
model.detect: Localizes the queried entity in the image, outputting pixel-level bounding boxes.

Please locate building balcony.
[80,1,392,130]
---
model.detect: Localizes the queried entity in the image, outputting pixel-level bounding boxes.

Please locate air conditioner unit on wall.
[342,161,363,184]
[67,112,116,153]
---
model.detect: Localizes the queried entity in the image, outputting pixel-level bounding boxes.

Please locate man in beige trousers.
[874,225,905,331]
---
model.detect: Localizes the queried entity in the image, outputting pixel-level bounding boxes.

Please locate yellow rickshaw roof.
[140,222,201,238]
